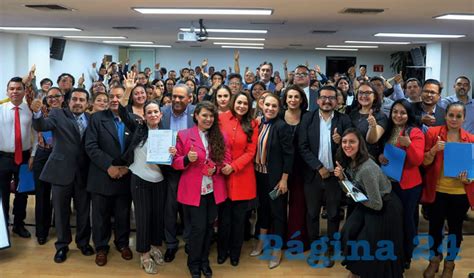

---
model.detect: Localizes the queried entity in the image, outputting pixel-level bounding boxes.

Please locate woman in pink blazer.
[172,101,231,278]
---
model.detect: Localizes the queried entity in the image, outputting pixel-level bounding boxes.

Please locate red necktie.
[14,106,23,165]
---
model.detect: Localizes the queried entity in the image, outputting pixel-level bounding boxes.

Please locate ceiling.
[1,0,473,52]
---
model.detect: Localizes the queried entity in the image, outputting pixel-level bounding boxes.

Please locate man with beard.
[292,65,318,111]
[31,88,94,263]
[159,84,196,262]
[440,76,474,133]
[298,85,352,267]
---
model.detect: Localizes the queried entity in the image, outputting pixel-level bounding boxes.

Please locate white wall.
[0,32,119,98]
[151,48,396,78]
[446,42,474,95]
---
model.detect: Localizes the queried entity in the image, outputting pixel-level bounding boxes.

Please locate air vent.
[25,4,73,11]
[289,44,303,47]
[112,26,138,30]
[250,20,286,25]
[340,8,385,14]
[311,30,337,34]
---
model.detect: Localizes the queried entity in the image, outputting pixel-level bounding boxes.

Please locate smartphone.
[268,185,280,200]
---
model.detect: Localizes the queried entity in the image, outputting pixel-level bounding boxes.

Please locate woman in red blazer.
[217,92,258,266]
[422,101,474,278]
[378,99,425,269]
[172,101,231,278]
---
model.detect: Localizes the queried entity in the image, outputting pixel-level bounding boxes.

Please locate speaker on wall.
[50,38,66,60]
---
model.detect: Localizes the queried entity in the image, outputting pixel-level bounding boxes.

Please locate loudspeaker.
[410,47,425,67]
[50,38,66,60]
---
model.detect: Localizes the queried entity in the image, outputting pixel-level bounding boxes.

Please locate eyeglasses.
[318,96,337,101]
[46,94,63,100]
[295,73,308,78]
[358,91,374,97]
[422,90,439,96]
[229,82,241,86]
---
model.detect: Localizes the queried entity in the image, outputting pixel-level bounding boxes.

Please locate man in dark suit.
[298,85,352,267]
[159,84,195,262]
[293,65,319,111]
[85,85,133,267]
[31,88,94,263]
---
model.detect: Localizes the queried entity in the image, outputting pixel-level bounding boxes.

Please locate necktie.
[114,117,125,153]
[14,106,23,165]
[76,115,85,138]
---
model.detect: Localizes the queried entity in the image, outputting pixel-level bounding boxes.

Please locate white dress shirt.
[318,111,334,171]
[0,102,35,152]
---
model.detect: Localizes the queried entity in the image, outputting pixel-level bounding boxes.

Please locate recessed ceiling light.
[345,40,410,45]
[221,46,264,49]
[0,27,81,31]
[180,28,267,34]
[64,36,127,39]
[435,14,474,21]
[133,8,272,15]
[327,45,378,48]
[213,42,264,46]
[374,33,465,38]
[207,37,265,41]
[130,44,172,48]
[315,47,358,51]
[103,41,154,44]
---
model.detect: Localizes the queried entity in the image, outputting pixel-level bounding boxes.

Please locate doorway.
[326,56,357,80]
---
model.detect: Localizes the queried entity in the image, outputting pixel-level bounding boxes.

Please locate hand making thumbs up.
[367,109,377,128]
[334,161,344,180]
[332,127,341,144]
[187,145,198,162]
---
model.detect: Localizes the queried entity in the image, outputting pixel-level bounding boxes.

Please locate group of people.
[0,56,473,278]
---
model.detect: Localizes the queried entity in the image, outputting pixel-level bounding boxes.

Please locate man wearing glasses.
[227,73,243,95]
[293,65,318,111]
[298,85,352,267]
[418,79,446,132]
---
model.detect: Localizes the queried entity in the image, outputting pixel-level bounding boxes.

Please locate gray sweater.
[351,158,391,210]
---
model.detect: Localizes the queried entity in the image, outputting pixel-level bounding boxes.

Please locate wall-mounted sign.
[373,65,384,72]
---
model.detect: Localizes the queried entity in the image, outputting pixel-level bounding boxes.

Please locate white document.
[146,129,175,165]
[0,198,11,249]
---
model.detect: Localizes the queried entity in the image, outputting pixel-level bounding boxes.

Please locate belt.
[0,150,30,158]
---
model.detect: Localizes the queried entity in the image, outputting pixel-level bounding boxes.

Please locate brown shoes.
[95,250,108,267]
[119,246,133,260]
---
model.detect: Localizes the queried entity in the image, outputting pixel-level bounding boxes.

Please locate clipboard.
[339,171,368,202]
[0,197,11,250]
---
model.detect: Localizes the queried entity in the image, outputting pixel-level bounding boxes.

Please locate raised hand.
[283,59,288,67]
[432,136,445,152]
[398,134,411,147]
[30,99,43,113]
[188,59,192,67]
[92,62,97,68]
[458,170,469,184]
[202,58,208,67]
[334,161,344,180]
[155,63,161,70]
[315,64,321,73]
[234,50,240,61]
[394,71,403,84]
[332,127,341,144]
[78,73,85,86]
[123,71,137,90]
[187,145,198,162]
[367,109,377,128]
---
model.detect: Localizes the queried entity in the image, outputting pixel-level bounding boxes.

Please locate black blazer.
[85,109,132,196]
[298,109,352,181]
[413,103,446,127]
[32,108,90,186]
[262,118,294,187]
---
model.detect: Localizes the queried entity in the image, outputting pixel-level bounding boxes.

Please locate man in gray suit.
[159,84,195,262]
[31,88,93,263]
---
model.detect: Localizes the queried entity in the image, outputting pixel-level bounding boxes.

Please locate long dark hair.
[336,128,370,170]
[281,84,308,111]
[357,81,381,113]
[230,92,254,142]
[128,84,146,106]
[381,99,417,144]
[193,101,226,163]
[138,100,162,147]
[212,84,231,111]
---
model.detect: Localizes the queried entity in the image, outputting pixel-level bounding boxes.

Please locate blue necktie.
[114,117,125,153]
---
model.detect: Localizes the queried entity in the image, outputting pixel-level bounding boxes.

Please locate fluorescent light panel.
[103,41,153,44]
[327,45,378,48]
[0,27,81,31]
[221,46,264,49]
[213,42,264,46]
[64,36,127,39]
[345,40,410,45]
[315,47,358,51]
[435,14,474,21]
[375,33,465,38]
[207,37,265,41]
[180,28,267,34]
[133,8,272,15]
[130,44,171,48]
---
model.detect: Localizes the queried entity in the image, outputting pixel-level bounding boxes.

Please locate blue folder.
[444,142,474,179]
[381,144,406,182]
[17,164,35,193]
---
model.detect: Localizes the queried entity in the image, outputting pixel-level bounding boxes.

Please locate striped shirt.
[255,122,272,173]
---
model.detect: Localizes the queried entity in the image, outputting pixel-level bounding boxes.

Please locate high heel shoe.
[250,241,264,257]
[268,250,282,269]
[140,255,158,274]
[150,247,164,265]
